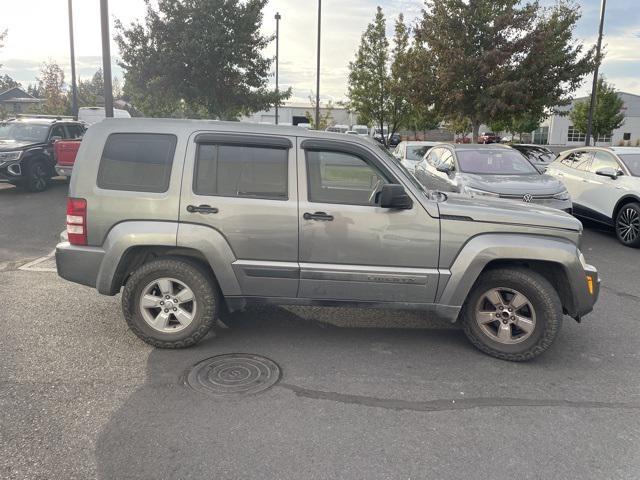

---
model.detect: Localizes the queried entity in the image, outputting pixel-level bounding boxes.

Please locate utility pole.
[100,0,114,118]
[275,12,281,125]
[315,0,321,130]
[585,0,607,146]
[68,0,78,119]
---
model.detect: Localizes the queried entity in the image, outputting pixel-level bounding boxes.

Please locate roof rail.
[15,114,75,120]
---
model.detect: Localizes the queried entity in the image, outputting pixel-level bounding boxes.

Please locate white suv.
[546,147,640,247]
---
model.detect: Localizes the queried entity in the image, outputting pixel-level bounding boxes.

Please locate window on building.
[97,133,176,192]
[596,132,612,143]
[567,126,586,143]
[194,144,288,200]
[533,126,549,145]
[623,133,631,141]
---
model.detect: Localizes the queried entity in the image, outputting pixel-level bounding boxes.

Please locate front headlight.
[553,189,570,201]
[0,151,22,162]
[465,186,500,198]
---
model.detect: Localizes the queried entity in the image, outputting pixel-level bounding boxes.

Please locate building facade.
[536,92,640,147]
[0,87,43,116]
[242,103,358,127]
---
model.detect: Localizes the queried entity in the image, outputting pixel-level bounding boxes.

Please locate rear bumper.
[55,164,73,177]
[55,241,105,289]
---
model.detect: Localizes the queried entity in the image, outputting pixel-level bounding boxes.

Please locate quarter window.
[194,144,288,200]
[561,151,592,170]
[306,150,388,206]
[97,133,176,192]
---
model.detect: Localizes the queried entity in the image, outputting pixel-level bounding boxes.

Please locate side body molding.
[437,234,579,311]
[176,223,241,296]
[96,221,179,294]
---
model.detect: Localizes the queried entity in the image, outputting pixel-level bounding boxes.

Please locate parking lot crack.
[278,382,640,413]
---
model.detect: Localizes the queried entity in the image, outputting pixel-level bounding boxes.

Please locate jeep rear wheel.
[615,202,640,248]
[122,257,218,348]
[461,268,562,361]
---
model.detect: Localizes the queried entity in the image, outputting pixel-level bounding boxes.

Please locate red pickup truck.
[54,139,82,177]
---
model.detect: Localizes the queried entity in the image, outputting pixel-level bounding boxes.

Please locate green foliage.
[37,61,70,115]
[305,94,334,130]
[412,0,594,142]
[570,77,625,141]
[347,8,412,145]
[115,0,290,119]
[77,69,105,107]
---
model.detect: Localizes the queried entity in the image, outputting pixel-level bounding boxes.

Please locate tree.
[413,0,595,143]
[570,77,624,143]
[446,116,472,141]
[37,61,69,115]
[305,94,334,130]
[0,30,20,93]
[115,0,290,119]
[347,8,412,146]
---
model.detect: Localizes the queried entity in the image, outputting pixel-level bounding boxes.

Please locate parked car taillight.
[66,198,87,246]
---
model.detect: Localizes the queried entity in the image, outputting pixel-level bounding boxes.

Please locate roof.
[400,141,439,146]
[559,146,640,155]
[0,86,40,102]
[3,117,77,125]
[437,143,512,150]
[610,147,640,154]
[96,117,380,147]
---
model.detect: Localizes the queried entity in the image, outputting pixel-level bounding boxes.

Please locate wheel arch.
[612,194,640,221]
[437,234,582,320]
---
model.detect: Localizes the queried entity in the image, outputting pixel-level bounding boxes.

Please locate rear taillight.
[66,198,87,246]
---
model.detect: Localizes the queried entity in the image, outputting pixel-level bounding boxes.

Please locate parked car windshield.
[457,149,539,175]
[407,146,431,161]
[0,123,49,143]
[376,144,427,194]
[619,154,640,176]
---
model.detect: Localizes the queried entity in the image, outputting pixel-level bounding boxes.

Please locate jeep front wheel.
[461,268,563,361]
[122,257,218,348]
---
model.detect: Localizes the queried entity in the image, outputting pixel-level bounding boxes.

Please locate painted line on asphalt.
[18,250,57,272]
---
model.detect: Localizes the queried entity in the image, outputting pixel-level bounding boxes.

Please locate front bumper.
[56,241,105,289]
[573,263,600,319]
[55,164,73,177]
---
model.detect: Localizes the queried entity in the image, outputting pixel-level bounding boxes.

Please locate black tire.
[24,159,51,192]
[122,257,219,348]
[461,268,563,361]
[615,202,640,248]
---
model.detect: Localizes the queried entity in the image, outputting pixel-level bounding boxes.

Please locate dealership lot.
[1,183,640,480]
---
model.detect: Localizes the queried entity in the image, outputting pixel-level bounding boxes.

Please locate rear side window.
[97,133,176,192]
[194,144,288,200]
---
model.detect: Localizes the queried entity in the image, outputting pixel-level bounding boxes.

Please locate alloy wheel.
[474,287,536,345]
[31,163,47,191]
[617,207,640,244]
[139,277,197,333]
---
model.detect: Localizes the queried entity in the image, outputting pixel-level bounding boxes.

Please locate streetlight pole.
[275,12,281,125]
[315,0,321,130]
[585,0,607,146]
[100,0,114,118]
[67,0,78,120]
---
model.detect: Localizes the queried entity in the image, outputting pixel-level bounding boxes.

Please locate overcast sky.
[1,0,639,104]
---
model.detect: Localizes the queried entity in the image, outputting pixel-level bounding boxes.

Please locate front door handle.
[303,211,334,221]
[187,204,219,214]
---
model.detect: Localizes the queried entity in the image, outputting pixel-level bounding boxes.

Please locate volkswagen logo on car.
[523,193,533,203]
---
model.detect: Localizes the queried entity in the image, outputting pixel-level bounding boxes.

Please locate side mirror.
[379,184,413,209]
[595,166,619,179]
[436,163,452,174]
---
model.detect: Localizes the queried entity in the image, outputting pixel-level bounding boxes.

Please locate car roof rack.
[15,114,75,120]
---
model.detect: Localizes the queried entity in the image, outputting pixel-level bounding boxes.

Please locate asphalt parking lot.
[1,182,640,480]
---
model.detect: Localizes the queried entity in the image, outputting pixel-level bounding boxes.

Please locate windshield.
[406,146,431,161]
[0,123,49,143]
[353,127,368,135]
[457,149,538,175]
[516,146,554,162]
[619,154,640,176]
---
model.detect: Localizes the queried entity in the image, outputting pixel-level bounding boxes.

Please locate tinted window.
[619,154,640,176]
[456,149,537,175]
[194,144,288,200]
[406,146,431,161]
[306,150,387,205]
[97,133,176,192]
[66,124,85,139]
[50,125,65,139]
[589,151,619,173]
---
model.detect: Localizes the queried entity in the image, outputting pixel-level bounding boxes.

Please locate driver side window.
[306,150,388,206]
[49,125,66,141]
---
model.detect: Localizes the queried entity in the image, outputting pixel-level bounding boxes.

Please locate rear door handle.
[187,204,219,214]
[303,211,334,221]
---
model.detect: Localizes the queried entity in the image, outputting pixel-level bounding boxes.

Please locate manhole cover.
[186,353,281,396]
